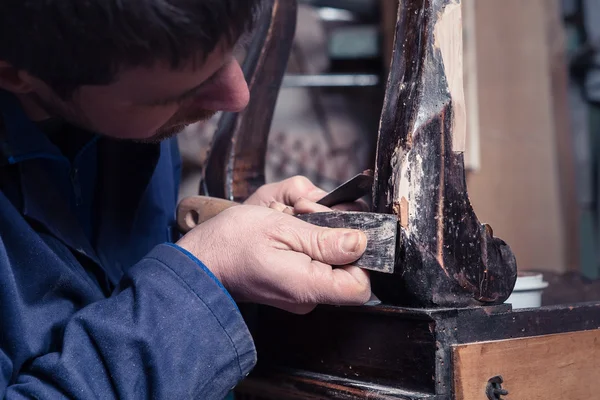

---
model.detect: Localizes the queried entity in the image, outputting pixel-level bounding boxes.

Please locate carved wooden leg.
[371,0,517,307]
[201,0,298,201]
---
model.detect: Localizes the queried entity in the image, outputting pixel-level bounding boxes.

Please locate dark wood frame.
[186,0,600,398]
[235,302,600,399]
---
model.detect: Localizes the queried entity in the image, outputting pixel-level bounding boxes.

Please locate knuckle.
[267,212,292,234]
[268,201,283,211]
[310,229,331,261]
[264,214,301,249]
[288,175,312,190]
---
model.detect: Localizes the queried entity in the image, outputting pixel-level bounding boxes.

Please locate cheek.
[82,103,177,139]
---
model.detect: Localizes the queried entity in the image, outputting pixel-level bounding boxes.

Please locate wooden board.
[453,329,600,400]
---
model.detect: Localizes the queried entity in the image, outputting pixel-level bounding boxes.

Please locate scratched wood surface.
[370,0,517,307]
[453,329,600,400]
[201,0,297,201]
[297,212,398,273]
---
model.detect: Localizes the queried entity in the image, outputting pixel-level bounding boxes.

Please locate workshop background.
[177,0,600,305]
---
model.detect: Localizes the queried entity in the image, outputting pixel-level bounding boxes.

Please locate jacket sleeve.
[1,243,256,400]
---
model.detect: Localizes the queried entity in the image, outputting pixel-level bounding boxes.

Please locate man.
[0,1,371,399]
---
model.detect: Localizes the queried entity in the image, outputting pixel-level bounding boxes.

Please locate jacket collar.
[0,90,65,165]
[0,89,163,288]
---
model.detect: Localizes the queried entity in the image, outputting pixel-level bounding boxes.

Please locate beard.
[136,108,217,144]
[28,91,217,144]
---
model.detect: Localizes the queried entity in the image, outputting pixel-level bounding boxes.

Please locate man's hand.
[177,205,371,314]
[244,175,368,214]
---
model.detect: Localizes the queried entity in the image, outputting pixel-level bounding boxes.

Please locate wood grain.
[176,196,238,232]
[371,0,517,307]
[453,329,600,400]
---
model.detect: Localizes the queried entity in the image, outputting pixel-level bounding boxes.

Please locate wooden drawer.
[453,329,600,399]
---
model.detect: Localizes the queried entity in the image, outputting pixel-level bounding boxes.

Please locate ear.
[0,61,34,94]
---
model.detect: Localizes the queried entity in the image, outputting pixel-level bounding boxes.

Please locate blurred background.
[178,0,600,305]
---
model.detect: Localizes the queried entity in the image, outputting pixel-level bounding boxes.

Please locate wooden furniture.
[187,0,600,398]
[236,303,600,399]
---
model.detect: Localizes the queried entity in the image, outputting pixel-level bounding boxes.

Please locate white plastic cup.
[505,272,549,309]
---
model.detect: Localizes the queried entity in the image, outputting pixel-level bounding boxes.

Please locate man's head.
[0,0,261,142]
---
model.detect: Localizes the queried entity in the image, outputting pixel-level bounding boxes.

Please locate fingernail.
[341,232,362,253]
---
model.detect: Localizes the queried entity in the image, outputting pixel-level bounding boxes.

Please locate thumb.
[279,218,368,266]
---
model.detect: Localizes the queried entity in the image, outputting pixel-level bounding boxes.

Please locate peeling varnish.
[434,0,466,153]
[400,197,409,228]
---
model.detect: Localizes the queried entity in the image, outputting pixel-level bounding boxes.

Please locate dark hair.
[0,0,263,98]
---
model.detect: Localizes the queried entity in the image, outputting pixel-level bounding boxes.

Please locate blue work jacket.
[0,90,256,399]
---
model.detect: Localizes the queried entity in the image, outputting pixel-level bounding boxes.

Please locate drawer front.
[453,329,600,399]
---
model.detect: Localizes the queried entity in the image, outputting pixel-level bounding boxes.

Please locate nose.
[195,59,249,113]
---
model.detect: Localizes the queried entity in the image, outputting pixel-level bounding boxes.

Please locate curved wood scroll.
[200,0,298,201]
[371,0,517,307]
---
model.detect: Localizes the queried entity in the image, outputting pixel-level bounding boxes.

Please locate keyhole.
[486,375,509,400]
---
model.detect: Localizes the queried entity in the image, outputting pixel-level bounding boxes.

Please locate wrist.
[175,237,225,284]
[164,243,236,307]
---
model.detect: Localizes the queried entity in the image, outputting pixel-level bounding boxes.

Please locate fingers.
[279,176,327,205]
[293,197,332,214]
[308,263,371,306]
[244,176,327,207]
[270,216,367,267]
[266,259,372,314]
[294,197,369,214]
[268,201,294,215]
[246,176,369,213]
[332,199,370,212]
[178,204,373,316]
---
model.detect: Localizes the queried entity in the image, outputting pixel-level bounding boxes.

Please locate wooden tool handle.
[177,196,398,273]
[177,196,239,233]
